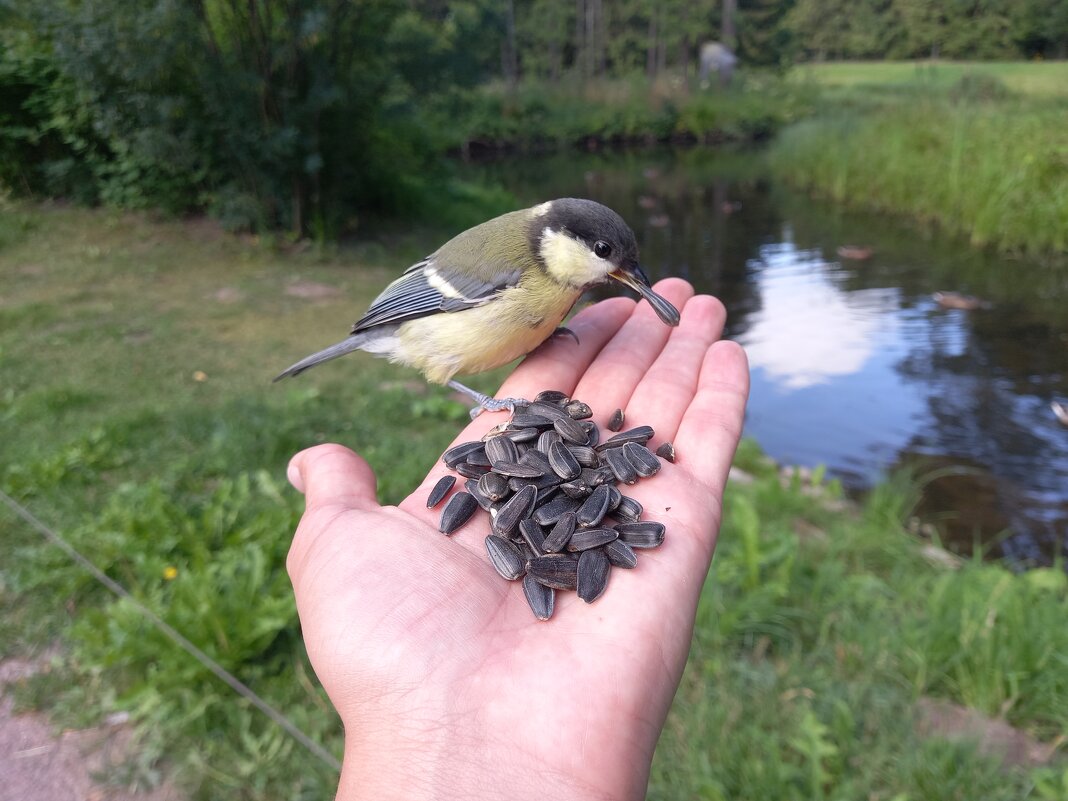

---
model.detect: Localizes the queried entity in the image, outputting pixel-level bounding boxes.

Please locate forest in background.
[2,0,1067,236]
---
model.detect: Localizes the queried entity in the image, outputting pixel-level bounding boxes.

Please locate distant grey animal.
[699,42,737,88]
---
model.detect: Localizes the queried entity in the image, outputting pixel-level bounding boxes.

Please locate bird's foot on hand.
[447,380,528,420]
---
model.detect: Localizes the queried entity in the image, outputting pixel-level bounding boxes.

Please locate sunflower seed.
[484,434,519,466]
[493,461,544,478]
[518,519,546,557]
[535,485,560,505]
[607,408,625,432]
[466,449,493,468]
[617,521,665,548]
[528,401,570,420]
[502,427,539,443]
[604,447,638,485]
[576,484,612,528]
[655,441,676,463]
[520,448,554,474]
[567,527,618,552]
[439,492,478,534]
[547,441,582,480]
[543,511,577,553]
[553,414,589,444]
[522,573,555,620]
[485,535,526,580]
[595,425,655,452]
[465,479,495,510]
[581,420,600,447]
[478,471,511,502]
[623,442,661,478]
[456,462,491,479]
[510,413,555,429]
[605,485,623,510]
[508,472,562,493]
[577,549,611,603]
[534,390,569,405]
[443,441,485,468]
[426,475,456,508]
[537,429,563,454]
[566,445,599,467]
[492,484,537,536]
[565,400,593,420]
[559,478,592,498]
[527,555,579,590]
[614,495,643,523]
[532,495,581,526]
[605,539,638,568]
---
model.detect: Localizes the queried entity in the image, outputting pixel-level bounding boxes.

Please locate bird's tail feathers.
[272,332,375,382]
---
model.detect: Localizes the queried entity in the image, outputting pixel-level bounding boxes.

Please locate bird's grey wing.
[350,258,523,333]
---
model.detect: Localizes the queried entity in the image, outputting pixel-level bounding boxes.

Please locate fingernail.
[287,457,305,493]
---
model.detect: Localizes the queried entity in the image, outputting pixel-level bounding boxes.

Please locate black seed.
[443,441,485,468]
[527,555,579,590]
[532,495,581,526]
[520,449,554,474]
[523,573,555,620]
[493,484,537,536]
[537,429,563,454]
[623,442,661,478]
[566,445,599,467]
[426,476,456,508]
[485,535,526,580]
[576,484,612,528]
[502,427,540,443]
[560,479,593,499]
[582,466,616,487]
[605,485,623,511]
[439,492,478,534]
[518,519,546,557]
[617,521,665,548]
[567,527,618,552]
[547,441,582,480]
[535,485,560,505]
[456,462,491,479]
[485,435,519,466]
[614,495,643,523]
[465,479,495,510]
[604,447,638,484]
[582,420,600,447]
[553,415,589,444]
[534,390,569,405]
[466,450,493,467]
[605,539,638,568]
[607,408,625,432]
[493,461,544,478]
[528,401,570,420]
[543,512,577,553]
[655,441,676,463]
[510,413,555,429]
[577,549,611,603]
[595,425,655,452]
[478,471,511,502]
[508,472,562,492]
[565,400,593,420]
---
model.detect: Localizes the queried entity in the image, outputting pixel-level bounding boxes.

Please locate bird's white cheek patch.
[540,229,606,287]
[531,201,552,217]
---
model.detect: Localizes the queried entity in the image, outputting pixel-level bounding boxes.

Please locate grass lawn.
[2,203,1066,799]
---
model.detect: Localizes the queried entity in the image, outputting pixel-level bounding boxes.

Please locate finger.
[571,278,695,420]
[288,443,380,513]
[673,340,750,497]
[622,295,727,444]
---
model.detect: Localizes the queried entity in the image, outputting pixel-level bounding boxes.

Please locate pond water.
[461,148,1068,566]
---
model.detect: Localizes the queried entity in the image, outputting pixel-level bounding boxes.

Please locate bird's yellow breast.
[393,270,581,384]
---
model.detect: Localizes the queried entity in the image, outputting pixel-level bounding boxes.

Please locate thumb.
[287,443,379,511]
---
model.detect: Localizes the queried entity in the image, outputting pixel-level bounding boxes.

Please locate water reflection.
[461,149,1068,565]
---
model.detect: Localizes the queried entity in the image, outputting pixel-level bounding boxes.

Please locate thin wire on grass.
[0,487,342,774]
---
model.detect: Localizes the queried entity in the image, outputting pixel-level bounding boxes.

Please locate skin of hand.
[285,279,750,801]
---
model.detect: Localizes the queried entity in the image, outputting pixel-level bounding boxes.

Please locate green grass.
[2,205,1066,799]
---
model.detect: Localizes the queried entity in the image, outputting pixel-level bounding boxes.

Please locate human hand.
[286,279,749,801]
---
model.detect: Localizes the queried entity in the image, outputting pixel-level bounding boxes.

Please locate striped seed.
[543,512,577,553]
[547,441,582,480]
[485,535,526,580]
[605,539,638,568]
[456,462,491,479]
[534,390,569,405]
[614,495,643,523]
[478,471,511,502]
[617,521,665,549]
[492,484,537,536]
[595,425,655,452]
[510,413,555,429]
[528,401,570,420]
[605,485,623,510]
[443,441,485,468]
[604,447,638,485]
[565,400,593,420]
[484,434,519,466]
[465,479,494,510]
[520,448,554,474]
[581,420,600,447]
[426,475,456,508]
[532,495,581,526]
[493,461,544,478]
[537,429,563,454]
[655,441,676,463]
[522,573,555,620]
[607,408,625,432]
[577,549,611,603]
[566,445,599,467]
[527,555,579,590]
[559,478,593,499]
[576,484,612,528]
[581,466,616,487]
[502,427,540,443]
[567,527,618,552]
[439,492,478,534]
[518,518,546,557]
[623,442,661,478]
[509,472,562,493]
[553,414,589,444]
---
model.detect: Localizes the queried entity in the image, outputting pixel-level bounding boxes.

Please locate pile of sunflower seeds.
[426,389,675,621]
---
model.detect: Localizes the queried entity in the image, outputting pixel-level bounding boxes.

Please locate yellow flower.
[163,566,178,580]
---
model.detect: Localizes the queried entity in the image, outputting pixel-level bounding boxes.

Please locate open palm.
[285,279,749,800]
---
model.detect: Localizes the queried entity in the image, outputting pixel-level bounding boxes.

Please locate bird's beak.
[609,263,681,326]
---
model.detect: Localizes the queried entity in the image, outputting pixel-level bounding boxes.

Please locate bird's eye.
[594,241,612,259]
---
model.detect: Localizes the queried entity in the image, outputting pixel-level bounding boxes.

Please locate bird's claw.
[552,326,580,346]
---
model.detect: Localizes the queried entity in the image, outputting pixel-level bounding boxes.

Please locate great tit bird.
[274,198,680,413]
